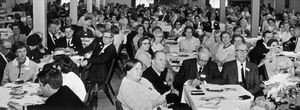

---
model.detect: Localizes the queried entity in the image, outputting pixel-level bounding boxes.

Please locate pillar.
[96,0,100,10]
[33,0,47,47]
[70,0,78,24]
[251,0,260,38]
[220,0,226,23]
[87,0,93,13]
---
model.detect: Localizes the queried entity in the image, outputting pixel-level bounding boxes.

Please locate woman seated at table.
[117,59,168,110]
[2,41,39,85]
[259,39,292,79]
[27,33,52,63]
[151,31,169,53]
[52,55,86,102]
[214,31,236,67]
[135,36,152,70]
[179,26,201,53]
[169,21,183,40]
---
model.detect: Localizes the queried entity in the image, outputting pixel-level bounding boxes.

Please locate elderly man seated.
[174,46,222,93]
[222,43,262,96]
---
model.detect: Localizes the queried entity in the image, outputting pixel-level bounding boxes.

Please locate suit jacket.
[55,36,83,51]
[283,37,296,51]
[47,32,57,51]
[174,59,222,92]
[22,25,32,36]
[27,86,85,110]
[27,48,44,63]
[142,67,170,95]
[87,43,116,83]
[222,60,262,95]
[248,39,269,65]
[0,53,7,82]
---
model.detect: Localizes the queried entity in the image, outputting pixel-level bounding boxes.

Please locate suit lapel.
[190,60,198,79]
[245,61,251,83]
[233,61,238,83]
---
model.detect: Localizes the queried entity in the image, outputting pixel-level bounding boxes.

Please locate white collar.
[152,66,161,76]
[0,52,7,63]
[236,60,246,67]
[13,57,30,67]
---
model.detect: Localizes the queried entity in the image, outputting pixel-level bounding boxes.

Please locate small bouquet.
[252,56,300,109]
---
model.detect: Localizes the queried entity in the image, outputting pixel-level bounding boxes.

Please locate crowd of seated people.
[1,1,300,110]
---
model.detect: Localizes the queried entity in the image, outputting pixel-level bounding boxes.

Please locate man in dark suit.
[248,30,272,80]
[81,32,116,84]
[56,26,83,51]
[283,27,300,51]
[222,43,262,96]
[8,68,85,110]
[0,39,11,82]
[174,46,222,93]
[248,30,272,65]
[47,23,59,51]
[142,51,190,110]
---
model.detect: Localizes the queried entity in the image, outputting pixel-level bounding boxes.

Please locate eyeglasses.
[103,36,113,39]
[197,58,209,63]
[1,46,11,50]
[235,49,248,53]
[142,43,150,45]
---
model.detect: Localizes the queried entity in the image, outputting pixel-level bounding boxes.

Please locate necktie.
[241,63,247,89]
[67,39,70,47]
[198,67,203,81]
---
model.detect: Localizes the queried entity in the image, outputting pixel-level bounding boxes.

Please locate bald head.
[197,46,210,67]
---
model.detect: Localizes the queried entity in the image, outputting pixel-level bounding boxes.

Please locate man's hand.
[191,79,201,86]
[7,101,23,110]
[80,60,88,67]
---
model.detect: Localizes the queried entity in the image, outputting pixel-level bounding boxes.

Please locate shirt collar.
[236,60,246,67]
[13,57,30,67]
[0,52,7,63]
[151,66,161,76]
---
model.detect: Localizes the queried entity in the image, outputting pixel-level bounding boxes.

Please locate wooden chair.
[115,99,123,110]
[84,59,116,106]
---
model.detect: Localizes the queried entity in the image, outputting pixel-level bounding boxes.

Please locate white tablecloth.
[181,84,254,110]
[167,52,196,72]
[0,83,44,108]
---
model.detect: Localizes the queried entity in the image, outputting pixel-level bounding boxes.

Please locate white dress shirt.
[62,72,86,102]
[237,60,246,82]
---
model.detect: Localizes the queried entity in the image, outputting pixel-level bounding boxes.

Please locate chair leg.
[103,85,114,105]
[107,83,116,96]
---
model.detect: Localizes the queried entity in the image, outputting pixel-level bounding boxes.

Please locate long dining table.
[181,84,254,110]
[0,83,45,109]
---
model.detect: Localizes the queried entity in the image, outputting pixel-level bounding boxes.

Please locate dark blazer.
[283,37,297,51]
[0,53,7,83]
[22,25,32,36]
[47,32,57,51]
[248,39,269,65]
[27,48,44,63]
[174,59,222,92]
[27,86,85,110]
[222,60,262,95]
[78,37,102,55]
[55,36,83,51]
[142,67,170,95]
[87,43,116,83]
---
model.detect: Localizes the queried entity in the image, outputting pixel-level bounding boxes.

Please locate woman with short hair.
[2,41,39,85]
[117,59,168,110]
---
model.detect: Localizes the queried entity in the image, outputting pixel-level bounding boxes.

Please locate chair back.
[115,99,123,110]
[105,58,116,84]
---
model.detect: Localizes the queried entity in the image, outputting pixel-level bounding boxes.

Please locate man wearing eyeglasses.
[222,43,262,96]
[174,46,222,93]
[0,39,12,82]
[80,32,116,84]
